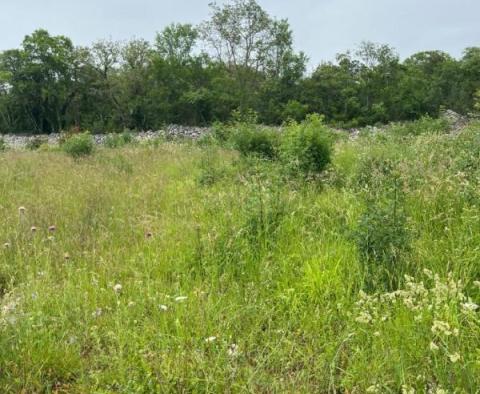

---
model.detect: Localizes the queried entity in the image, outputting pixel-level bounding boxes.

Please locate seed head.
[18,206,26,214]
[30,226,37,233]
[48,225,56,232]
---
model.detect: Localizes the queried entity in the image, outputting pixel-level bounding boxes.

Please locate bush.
[62,132,94,158]
[353,179,411,290]
[279,114,333,177]
[230,124,279,159]
[104,132,134,148]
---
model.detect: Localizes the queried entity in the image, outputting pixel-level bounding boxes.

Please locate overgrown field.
[1,121,480,393]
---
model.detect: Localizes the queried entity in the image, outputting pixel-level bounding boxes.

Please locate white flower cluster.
[355,272,478,327]
[0,292,21,326]
[354,271,478,367]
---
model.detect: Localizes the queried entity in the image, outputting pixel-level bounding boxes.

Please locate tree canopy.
[0,0,479,133]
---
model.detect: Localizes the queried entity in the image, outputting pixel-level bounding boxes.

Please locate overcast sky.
[1,0,479,69]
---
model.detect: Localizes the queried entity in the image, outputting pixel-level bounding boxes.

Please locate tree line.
[0,0,479,134]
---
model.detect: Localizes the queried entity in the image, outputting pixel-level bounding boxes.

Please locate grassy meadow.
[1,121,480,393]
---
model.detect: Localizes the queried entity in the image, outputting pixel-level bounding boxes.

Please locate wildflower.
[64,252,70,261]
[423,268,433,278]
[174,296,187,302]
[355,311,372,324]
[449,352,461,363]
[48,225,56,232]
[462,301,479,312]
[205,336,217,343]
[18,206,26,214]
[30,226,37,233]
[227,343,239,357]
[159,304,168,311]
[429,342,439,352]
[373,331,381,337]
[3,242,10,249]
[113,284,123,294]
[145,231,153,239]
[431,320,452,336]
[366,385,381,393]
[92,308,102,318]
[402,385,415,394]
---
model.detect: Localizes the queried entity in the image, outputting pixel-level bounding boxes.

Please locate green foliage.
[279,114,333,176]
[354,190,411,290]
[0,137,6,152]
[230,124,279,159]
[104,131,134,148]
[388,115,450,137]
[61,132,94,158]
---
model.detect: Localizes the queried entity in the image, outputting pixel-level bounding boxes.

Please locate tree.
[0,29,81,132]
[155,24,198,65]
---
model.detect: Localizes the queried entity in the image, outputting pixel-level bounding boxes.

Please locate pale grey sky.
[1,0,479,68]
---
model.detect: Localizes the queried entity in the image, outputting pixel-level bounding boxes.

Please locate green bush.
[104,132,134,148]
[279,114,333,177]
[353,179,411,290]
[61,132,94,158]
[230,124,279,159]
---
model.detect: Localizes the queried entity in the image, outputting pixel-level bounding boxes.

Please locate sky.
[1,0,479,69]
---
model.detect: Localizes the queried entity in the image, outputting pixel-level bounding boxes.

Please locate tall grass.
[0,122,479,392]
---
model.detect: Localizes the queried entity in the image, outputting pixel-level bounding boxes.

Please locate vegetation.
[61,132,95,158]
[0,0,479,133]
[1,117,480,392]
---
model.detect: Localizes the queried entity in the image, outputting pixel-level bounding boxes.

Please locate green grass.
[1,124,480,393]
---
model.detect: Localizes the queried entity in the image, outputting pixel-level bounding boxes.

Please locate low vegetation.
[1,117,479,392]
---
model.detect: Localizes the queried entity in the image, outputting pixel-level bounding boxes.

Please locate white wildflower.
[462,301,479,312]
[92,308,102,318]
[205,336,217,343]
[159,304,168,311]
[431,320,452,336]
[174,296,188,302]
[402,385,415,394]
[355,311,372,324]
[113,284,123,294]
[429,342,439,352]
[449,352,461,363]
[227,343,239,357]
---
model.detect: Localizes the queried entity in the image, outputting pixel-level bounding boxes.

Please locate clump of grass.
[104,131,135,148]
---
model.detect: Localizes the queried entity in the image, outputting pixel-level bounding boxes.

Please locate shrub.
[61,132,94,158]
[279,114,333,177]
[353,179,411,290]
[230,124,279,159]
[104,132,134,148]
